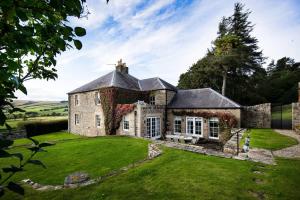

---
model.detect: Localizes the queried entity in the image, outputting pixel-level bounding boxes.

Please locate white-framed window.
[174,117,182,134]
[75,95,79,106]
[146,117,161,138]
[95,92,101,105]
[95,115,101,127]
[149,96,155,105]
[75,114,80,125]
[186,117,203,136]
[123,116,129,131]
[209,117,219,139]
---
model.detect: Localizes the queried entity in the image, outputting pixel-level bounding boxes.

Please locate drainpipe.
[164,90,168,138]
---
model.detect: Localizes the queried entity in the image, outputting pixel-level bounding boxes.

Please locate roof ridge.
[156,77,166,89]
[208,88,240,107]
[110,70,116,86]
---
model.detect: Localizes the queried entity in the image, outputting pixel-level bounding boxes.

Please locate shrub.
[18,120,68,137]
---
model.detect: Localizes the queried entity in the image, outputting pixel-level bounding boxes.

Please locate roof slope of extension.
[168,88,241,109]
[68,70,177,94]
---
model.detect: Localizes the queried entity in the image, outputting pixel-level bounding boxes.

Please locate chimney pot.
[116,59,129,74]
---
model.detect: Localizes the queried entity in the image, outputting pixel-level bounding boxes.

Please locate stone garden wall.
[292,103,300,132]
[242,103,271,128]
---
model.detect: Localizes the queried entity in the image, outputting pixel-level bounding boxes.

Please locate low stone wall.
[292,102,300,131]
[242,103,271,128]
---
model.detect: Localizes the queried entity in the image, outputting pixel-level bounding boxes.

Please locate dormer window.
[95,92,101,105]
[150,96,155,105]
[75,95,79,106]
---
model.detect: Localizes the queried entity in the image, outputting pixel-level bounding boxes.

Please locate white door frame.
[146,117,161,139]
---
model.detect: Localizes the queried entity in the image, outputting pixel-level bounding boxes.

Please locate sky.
[16,0,300,101]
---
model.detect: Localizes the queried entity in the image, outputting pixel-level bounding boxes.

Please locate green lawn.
[12,132,83,147]
[0,134,149,186]
[241,129,298,150]
[1,133,300,199]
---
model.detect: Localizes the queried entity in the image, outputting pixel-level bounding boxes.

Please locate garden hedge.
[19,120,68,137]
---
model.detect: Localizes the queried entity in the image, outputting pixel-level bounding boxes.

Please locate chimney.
[116,59,129,74]
[298,82,300,102]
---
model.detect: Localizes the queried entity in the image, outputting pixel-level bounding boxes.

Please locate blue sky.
[16,0,300,100]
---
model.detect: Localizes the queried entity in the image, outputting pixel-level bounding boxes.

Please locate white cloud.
[17,0,300,101]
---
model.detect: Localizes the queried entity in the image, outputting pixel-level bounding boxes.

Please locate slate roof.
[139,77,178,91]
[168,88,241,109]
[68,70,177,94]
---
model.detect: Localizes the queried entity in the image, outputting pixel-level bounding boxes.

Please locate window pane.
[174,118,181,133]
[195,119,202,135]
[209,118,219,138]
[187,118,193,134]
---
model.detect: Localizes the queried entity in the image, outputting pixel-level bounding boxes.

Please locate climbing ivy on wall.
[100,87,150,134]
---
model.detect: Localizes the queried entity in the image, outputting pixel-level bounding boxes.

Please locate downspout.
[164,90,168,138]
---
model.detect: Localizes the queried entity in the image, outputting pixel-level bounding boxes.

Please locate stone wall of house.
[241,103,271,128]
[151,90,176,106]
[167,108,241,141]
[69,90,105,136]
[116,108,137,137]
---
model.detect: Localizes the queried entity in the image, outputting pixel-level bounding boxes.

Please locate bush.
[18,120,68,137]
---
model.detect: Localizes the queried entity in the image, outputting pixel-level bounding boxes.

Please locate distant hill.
[8,100,69,119]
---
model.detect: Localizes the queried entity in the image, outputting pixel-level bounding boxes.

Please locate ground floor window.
[186,117,202,136]
[174,117,182,134]
[146,117,160,138]
[95,115,101,127]
[209,117,219,139]
[75,114,79,125]
[123,116,129,131]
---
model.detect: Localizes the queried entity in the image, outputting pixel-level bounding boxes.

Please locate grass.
[241,129,298,150]
[0,134,149,186]
[2,147,300,200]
[1,131,300,199]
[12,132,83,147]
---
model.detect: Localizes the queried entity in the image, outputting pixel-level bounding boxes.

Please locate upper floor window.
[123,116,129,131]
[75,114,80,125]
[174,117,182,134]
[150,96,155,105]
[209,118,219,139]
[95,92,101,105]
[75,95,79,106]
[95,115,101,127]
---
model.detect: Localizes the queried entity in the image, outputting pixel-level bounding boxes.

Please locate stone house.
[68,60,241,141]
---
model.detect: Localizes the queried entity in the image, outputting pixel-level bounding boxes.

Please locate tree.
[178,2,265,105]
[0,0,92,128]
[0,0,110,196]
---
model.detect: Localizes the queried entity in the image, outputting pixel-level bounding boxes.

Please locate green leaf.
[0,150,11,158]
[0,140,13,149]
[12,153,23,161]
[28,137,39,145]
[7,182,24,195]
[74,40,82,50]
[18,84,27,95]
[74,27,86,37]
[16,9,28,21]
[28,160,46,168]
[39,142,55,148]
[3,165,22,173]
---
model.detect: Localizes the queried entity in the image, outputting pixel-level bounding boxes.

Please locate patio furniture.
[173,135,179,143]
[165,135,173,142]
[184,136,193,143]
[191,137,199,144]
[179,136,185,144]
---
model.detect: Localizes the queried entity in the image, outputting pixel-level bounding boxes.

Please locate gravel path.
[272,129,300,159]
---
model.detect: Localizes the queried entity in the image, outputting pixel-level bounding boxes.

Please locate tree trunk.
[222,71,227,96]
